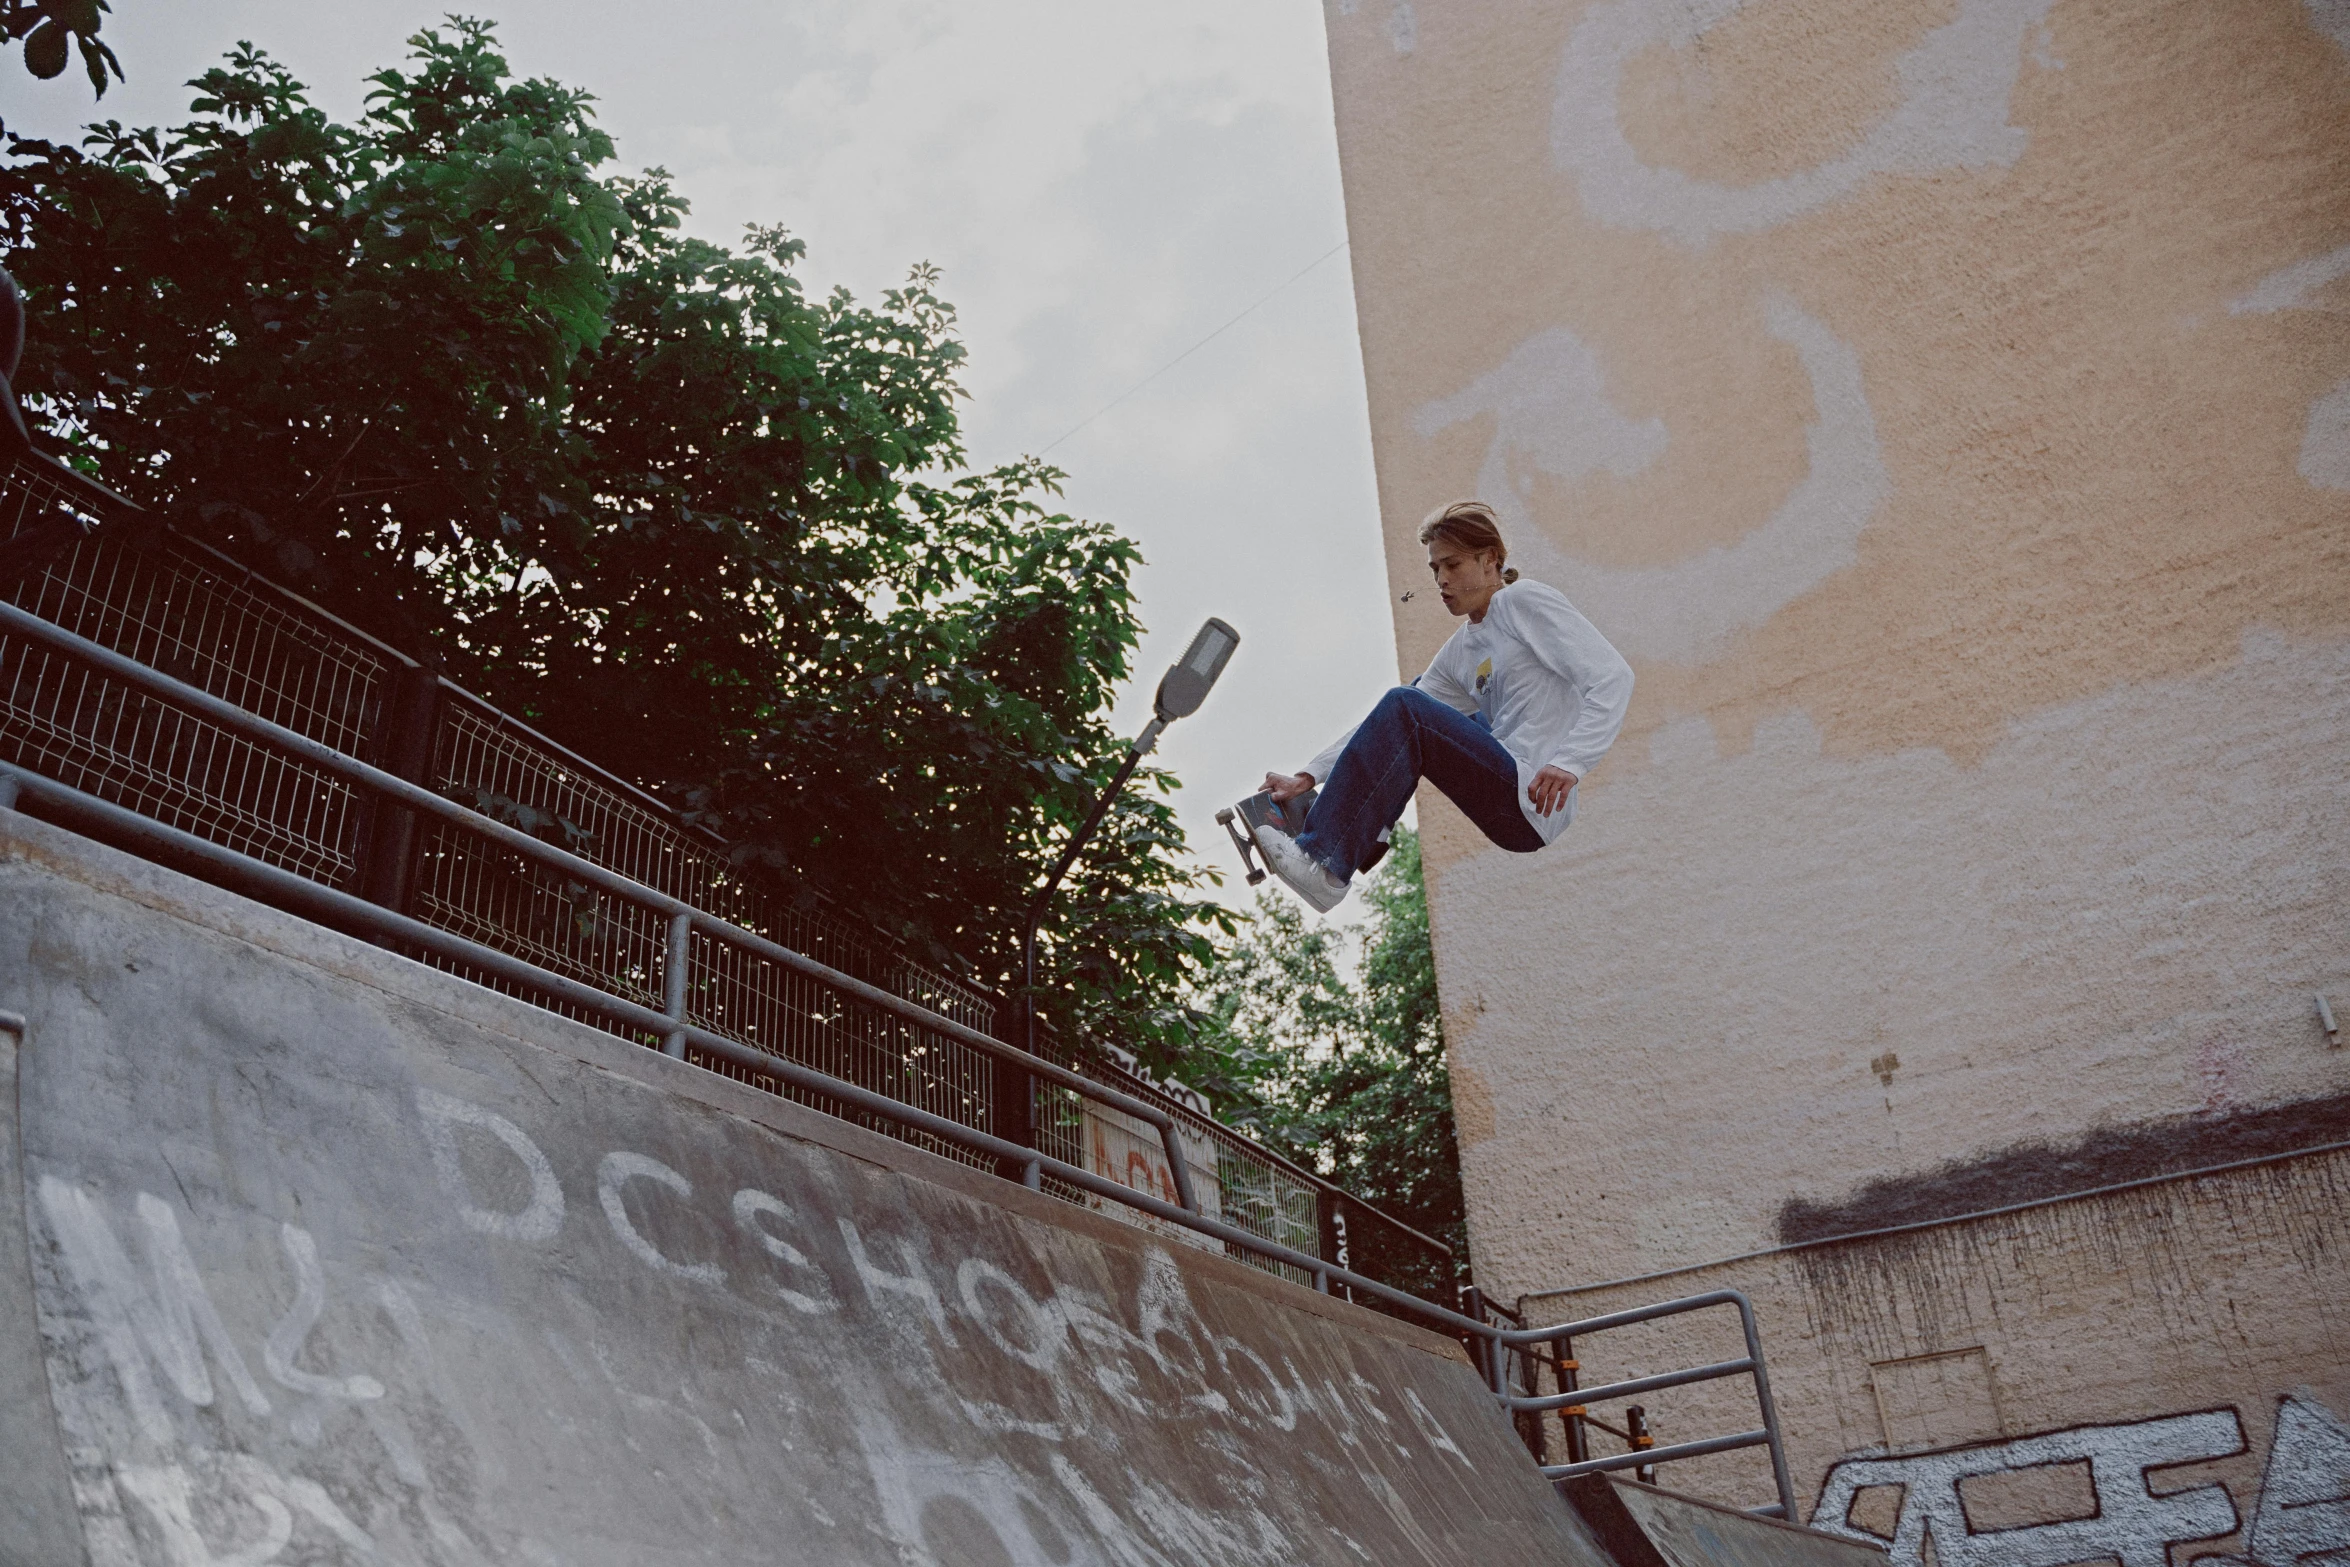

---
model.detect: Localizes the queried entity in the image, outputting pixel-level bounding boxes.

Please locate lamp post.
[1015,617,1239,1081]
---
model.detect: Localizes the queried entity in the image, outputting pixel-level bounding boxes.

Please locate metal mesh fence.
[678,923,996,1169]
[416,694,1003,1167]
[0,452,1454,1302]
[0,454,382,883]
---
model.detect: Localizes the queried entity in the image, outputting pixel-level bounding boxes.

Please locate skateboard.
[1216,788,1316,886]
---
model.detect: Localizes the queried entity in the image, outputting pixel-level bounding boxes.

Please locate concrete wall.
[1522,1150,2350,1566]
[1320,0,2350,1291]
[0,811,1599,1567]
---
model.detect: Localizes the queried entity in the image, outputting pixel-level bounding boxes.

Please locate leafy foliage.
[1188,829,1468,1282]
[0,21,1229,1059]
[3,0,120,97]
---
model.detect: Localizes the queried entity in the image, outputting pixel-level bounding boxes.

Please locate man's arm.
[1499,584,1634,798]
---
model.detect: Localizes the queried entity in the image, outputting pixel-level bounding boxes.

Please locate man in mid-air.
[1252,500,1634,912]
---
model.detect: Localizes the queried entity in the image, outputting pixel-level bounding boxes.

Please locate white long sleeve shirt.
[1303,579,1634,847]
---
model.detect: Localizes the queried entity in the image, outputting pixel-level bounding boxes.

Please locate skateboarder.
[1252,500,1634,912]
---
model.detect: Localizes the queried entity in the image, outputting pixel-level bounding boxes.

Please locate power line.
[1036,237,1351,457]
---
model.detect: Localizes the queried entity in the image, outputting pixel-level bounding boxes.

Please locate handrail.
[0,595,1204,1214]
[1501,1356,1754,1413]
[0,456,1465,1280]
[1494,1288,1757,1347]
[1543,1430,1774,1482]
[0,759,1491,1340]
[1481,1288,1797,1520]
[3,444,994,999]
[2,577,1808,1521]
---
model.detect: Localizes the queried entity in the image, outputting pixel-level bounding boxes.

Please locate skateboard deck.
[1216,788,1315,886]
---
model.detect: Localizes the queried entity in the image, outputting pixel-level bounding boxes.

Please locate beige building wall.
[1523,1149,2350,1564]
[1321,0,2350,1540]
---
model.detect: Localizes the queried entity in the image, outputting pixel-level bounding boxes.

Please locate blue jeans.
[1296,686,1543,879]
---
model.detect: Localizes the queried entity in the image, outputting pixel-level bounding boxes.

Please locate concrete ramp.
[1563,1478,1889,1567]
[0,812,1607,1567]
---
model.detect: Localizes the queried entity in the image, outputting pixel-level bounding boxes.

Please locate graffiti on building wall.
[1409,0,2349,671]
[1414,294,1887,665]
[2229,1395,2350,1567]
[2229,243,2350,494]
[1549,0,2057,248]
[1811,1396,2350,1567]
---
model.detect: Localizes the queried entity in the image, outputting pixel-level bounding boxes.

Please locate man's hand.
[1528,765,1578,817]
[1264,771,1314,804]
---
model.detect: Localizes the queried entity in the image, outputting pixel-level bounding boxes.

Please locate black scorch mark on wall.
[1775,1091,2350,1245]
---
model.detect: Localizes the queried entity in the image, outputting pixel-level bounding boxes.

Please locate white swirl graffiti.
[1415,296,1886,665]
[1551,0,2057,248]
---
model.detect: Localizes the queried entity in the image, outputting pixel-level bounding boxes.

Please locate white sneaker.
[1254,824,1349,913]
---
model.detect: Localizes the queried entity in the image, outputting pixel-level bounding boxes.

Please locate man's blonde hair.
[1417,500,1519,584]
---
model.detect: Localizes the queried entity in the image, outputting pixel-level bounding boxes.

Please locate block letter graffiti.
[1813,1410,2247,1567]
[2241,1395,2350,1567]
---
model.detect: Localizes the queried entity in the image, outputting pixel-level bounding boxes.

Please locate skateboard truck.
[1217,788,1316,886]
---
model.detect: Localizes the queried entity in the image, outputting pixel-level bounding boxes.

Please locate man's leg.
[1294,687,1540,879]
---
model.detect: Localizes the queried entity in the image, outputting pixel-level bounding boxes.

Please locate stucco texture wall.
[1519,1151,2350,1563]
[1321,0,2350,1294]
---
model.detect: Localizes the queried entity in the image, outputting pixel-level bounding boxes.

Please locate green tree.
[0,22,1228,1059]
[3,0,120,98]
[1190,828,1468,1286]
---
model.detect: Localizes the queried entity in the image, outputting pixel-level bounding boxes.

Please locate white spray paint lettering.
[2227,245,2350,494]
[114,1450,374,1567]
[730,1188,837,1315]
[403,1092,1478,1468]
[261,1224,384,1403]
[1404,1385,1473,1466]
[414,1088,564,1243]
[38,1177,274,1444]
[958,1257,1068,1373]
[1418,295,1887,665]
[838,1218,959,1346]
[34,1087,1488,1566]
[596,1151,724,1285]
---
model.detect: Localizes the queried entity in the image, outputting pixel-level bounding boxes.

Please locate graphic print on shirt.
[1475,658,1493,696]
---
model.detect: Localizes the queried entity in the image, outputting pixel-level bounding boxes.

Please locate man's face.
[1427,540,1503,618]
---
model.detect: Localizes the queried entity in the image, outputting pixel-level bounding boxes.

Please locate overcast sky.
[4,0,1405,919]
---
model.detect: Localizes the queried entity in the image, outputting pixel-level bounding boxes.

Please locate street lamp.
[1017,617,1239,1061]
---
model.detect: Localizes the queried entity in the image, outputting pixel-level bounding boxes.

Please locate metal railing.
[0,444,1451,1304]
[0,448,1802,1518]
[1474,1289,1797,1519]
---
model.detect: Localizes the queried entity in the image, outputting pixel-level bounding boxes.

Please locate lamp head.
[1153,617,1239,722]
